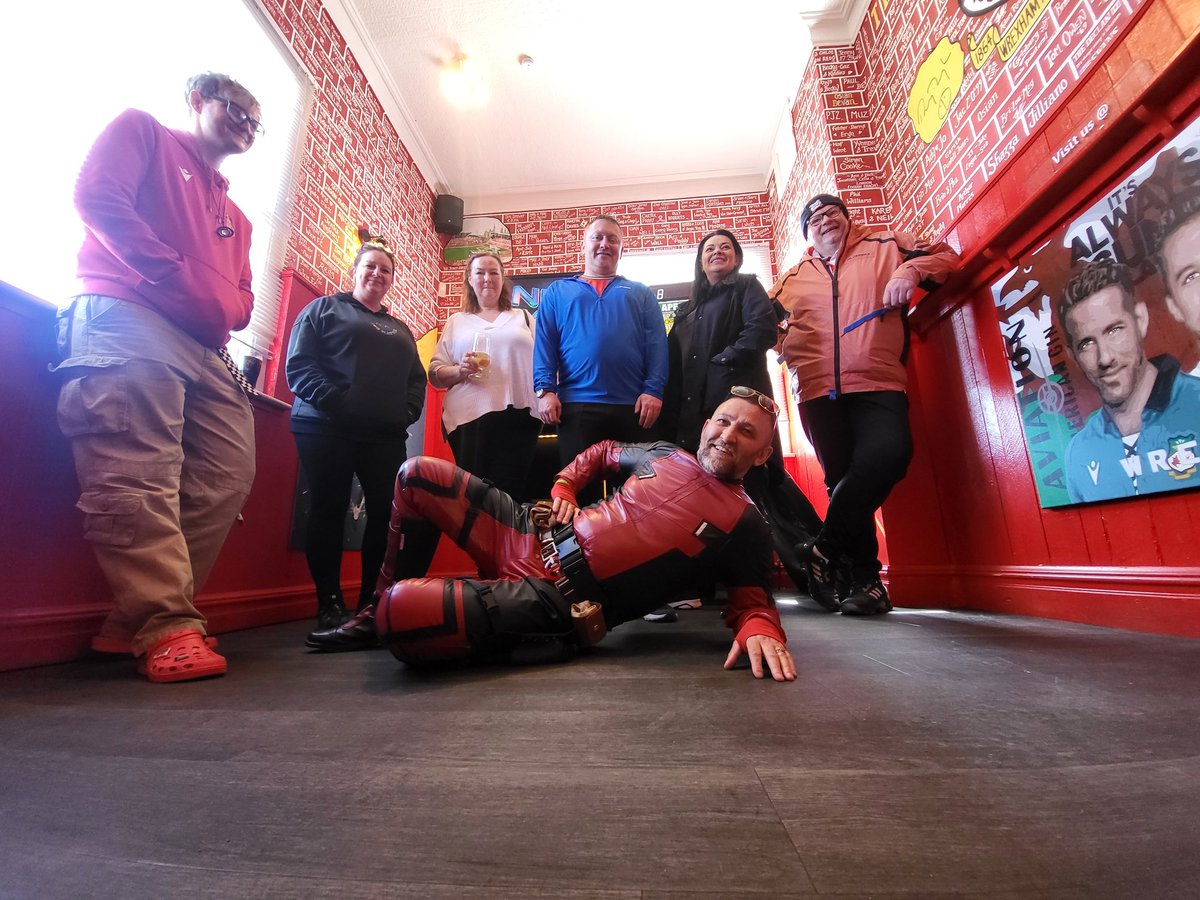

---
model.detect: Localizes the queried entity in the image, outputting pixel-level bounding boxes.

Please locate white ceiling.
[324,0,869,213]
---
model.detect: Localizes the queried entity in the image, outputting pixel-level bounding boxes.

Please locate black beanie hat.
[800,194,848,238]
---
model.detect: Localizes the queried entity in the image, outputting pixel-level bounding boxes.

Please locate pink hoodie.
[74,108,254,347]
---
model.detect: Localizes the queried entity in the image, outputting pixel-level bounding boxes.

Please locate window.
[620,244,775,291]
[3,0,307,367]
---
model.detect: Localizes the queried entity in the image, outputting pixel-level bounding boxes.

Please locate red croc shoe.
[139,630,227,683]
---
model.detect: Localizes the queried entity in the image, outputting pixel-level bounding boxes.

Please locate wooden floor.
[2,594,1200,899]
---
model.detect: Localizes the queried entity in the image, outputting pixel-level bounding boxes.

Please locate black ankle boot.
[306,604,379,652]
[315,592,350,630]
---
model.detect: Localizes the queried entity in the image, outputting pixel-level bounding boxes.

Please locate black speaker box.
[434,194,464,234]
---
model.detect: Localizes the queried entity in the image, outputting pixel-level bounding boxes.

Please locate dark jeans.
[557,401,652,505]
[294,431,407,609]
[798,391,912,577]
[447,406,542,502]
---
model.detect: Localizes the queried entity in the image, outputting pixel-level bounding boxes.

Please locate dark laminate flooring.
[2,594,1199,899]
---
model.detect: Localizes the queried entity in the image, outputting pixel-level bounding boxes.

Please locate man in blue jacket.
[533,215,668,501]
[1060,260,1200,503]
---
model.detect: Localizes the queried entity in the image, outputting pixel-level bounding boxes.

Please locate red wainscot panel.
[891,27,1200,636]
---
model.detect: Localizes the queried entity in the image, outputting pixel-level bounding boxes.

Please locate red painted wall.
[769,0,1200,635]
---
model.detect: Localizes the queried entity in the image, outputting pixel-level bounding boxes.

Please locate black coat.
[662,273,779,451]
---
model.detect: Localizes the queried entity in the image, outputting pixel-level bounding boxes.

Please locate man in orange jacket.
[770,195,960,615]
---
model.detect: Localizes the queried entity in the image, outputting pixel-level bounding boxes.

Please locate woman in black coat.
[654,229,824,619]
[663,229,779,451]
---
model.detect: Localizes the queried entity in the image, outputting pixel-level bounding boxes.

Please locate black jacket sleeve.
[402,323,428,426]
[285,298,347,413]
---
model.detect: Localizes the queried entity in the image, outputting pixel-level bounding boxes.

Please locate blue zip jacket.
[1065,355,1200,503]
[533,275,668,404]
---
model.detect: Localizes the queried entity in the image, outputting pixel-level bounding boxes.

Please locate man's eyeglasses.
[210,95,264,135]
[807,207,842,230]
[729,385,779,416]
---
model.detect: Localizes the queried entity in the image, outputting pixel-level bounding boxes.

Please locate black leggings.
[798,391,912,577]
[447,406,542,501]
[293,431,407,609]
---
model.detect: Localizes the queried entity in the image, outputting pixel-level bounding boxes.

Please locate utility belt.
[538,521,608,646]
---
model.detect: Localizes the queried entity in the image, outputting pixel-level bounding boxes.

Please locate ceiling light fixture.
[440,53,489,108]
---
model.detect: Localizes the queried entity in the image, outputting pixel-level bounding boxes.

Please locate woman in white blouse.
[429,251,541,499]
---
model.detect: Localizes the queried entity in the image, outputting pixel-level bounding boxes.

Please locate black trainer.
[797,540,842,612]
[840,577,892,616]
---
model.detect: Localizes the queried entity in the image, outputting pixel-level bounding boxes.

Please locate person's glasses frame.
[729,385,779,416]
[210,94,265,135]
[807,207,843,230]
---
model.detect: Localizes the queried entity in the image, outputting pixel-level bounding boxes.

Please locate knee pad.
[395,456,462,504]
[376,578,470,665]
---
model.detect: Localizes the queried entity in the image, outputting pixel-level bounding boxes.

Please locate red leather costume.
[374,443,785,665]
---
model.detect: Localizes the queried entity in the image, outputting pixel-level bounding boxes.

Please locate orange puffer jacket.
[770,223,959,400]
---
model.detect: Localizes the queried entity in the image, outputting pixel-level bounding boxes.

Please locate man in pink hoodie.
[55,72,262,682]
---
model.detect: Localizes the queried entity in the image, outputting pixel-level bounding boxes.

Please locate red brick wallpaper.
[435,194,773,324]
[858,0,1150,242]
[770,55,838,273]
[771,0,1159,257]
[258,0,443,334]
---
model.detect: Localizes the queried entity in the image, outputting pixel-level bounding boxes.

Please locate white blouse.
[430,308,540,433]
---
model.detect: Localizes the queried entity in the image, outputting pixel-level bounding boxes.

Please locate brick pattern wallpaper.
[858,0,1148,242]
[259,0,442,334]
[435,194,773,324]
[771,0,1155,262]
[771,56,838,274]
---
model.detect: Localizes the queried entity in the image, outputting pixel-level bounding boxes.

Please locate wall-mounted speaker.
[434,194,464,235]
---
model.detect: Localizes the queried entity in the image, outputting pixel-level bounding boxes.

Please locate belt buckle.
[540,531,560,571]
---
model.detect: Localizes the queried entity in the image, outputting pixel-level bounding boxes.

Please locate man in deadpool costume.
[306,388,796,681]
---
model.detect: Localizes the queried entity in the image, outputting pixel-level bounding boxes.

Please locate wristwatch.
[535,389,553,399]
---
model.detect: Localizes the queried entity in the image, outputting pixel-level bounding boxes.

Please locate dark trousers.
[557,402,650,505]
[798,391,912,577]
[293,432,407,609]
[447,406,542,501]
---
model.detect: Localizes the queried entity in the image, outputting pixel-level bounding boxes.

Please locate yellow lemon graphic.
[907,37,965,143]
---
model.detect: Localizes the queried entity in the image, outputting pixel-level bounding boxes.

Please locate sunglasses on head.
[729,385,779,416]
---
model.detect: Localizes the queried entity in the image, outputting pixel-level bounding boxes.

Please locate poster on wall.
[992,113,1200,508]
[443,216,513,266]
